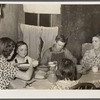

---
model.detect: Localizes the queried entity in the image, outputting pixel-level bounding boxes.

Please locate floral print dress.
[0,55,19,89]
[81,49,100,71]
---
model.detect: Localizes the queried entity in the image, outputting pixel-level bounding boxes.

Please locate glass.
[92,66,98,73]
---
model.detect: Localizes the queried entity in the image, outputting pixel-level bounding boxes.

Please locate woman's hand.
[31,60,39,67]
[11,62,19,67]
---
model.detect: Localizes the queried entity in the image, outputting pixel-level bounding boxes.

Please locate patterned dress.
[0,55,19,89]
[81,49,100,71]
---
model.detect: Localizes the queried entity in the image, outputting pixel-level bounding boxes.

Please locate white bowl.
[18,64,30,71]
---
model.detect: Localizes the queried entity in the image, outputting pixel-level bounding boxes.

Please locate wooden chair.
[71,82,96,90]
[82,43,93,56]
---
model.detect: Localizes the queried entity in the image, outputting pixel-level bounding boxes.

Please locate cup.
[48,61,57,71]
[92,66,98,73]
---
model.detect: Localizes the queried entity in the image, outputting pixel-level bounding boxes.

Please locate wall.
[61,5,100,63]
[0,4,23,42]
[52,14,61,34]
[17,4,25,41]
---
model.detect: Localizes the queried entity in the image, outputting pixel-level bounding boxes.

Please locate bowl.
[37,65,49,72]
[18,64,30,71]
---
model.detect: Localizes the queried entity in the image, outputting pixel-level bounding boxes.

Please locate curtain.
[20,24,58,60]
[41,26,58,58]
[20,24,41,60]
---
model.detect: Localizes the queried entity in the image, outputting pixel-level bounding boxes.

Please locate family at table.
[0,34,100,89]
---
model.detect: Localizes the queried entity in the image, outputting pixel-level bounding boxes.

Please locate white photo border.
[0,1,100,98]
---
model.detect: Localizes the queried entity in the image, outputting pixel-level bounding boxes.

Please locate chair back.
[82,43,93,56]
[71,82,96,90]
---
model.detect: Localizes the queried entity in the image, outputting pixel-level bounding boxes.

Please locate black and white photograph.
[0,2,100,98]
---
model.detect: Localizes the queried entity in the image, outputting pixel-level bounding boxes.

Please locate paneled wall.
[61,5,100,63]
[0,4,18,42]
[17,4,25,41]
[0,4,24,42]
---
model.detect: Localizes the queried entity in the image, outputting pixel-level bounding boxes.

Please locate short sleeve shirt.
[0,55,19,89]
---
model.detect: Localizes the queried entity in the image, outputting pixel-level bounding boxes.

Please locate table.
[26,79,53,89]
[79,70,100,88]
[27,70,100,89]
[26,78,79,90]
[24,69,100,89]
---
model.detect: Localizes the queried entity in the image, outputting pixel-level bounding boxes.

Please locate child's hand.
[31,60,39,67]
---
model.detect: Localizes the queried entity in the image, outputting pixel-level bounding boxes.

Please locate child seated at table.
[50,58,81,89]
[9,41,39,89]
[12,41,38,70]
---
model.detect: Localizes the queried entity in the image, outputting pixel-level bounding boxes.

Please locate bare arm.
[16,67,34,81]
[16,60,38,81]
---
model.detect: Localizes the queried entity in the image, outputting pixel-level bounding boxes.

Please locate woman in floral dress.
[81,35,100,74]
[0,37,38,89]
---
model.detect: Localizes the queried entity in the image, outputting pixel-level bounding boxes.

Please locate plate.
[18,64,30,71]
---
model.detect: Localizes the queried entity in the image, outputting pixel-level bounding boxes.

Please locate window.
[40,14,50,27]
[25,13,37,25]
[25,13,51,27]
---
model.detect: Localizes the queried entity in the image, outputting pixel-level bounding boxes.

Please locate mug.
[92,66,98,73]
[48,61,57,71]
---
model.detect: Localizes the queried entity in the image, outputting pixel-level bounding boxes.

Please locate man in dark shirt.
[37,34,77,72]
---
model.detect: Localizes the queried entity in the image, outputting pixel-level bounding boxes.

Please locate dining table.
[11,64,98,90]
[26,79,53,89]
[25,71,100,89]
[78,70,100,88]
